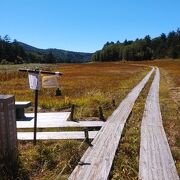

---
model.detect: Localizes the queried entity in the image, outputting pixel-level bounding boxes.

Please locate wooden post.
[0,95,17,173]
[99,106,105,121]
[84,128,92,146]
[112,99,116,107]
[70,104,75,121]
[33,90,38,145]
[84,128,89,143]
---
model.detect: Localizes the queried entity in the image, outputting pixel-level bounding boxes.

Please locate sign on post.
[28,73,41,90]
[19,69,63,145]
[42,75,58,88]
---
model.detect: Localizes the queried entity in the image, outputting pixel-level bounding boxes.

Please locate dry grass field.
[0,62,149,179]
[0,60,179,179]
[0,62,149,118]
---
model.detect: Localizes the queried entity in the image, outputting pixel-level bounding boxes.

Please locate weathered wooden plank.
[17,131,98,140]
[16,112,104,128]
[15,101,32,108]
[68,68,154,180]
[139,68,179,180]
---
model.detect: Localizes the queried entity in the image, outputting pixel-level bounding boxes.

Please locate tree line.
[92,29,180,61]
[0,35,56,64]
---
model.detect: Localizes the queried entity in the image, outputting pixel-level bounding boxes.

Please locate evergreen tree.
[92,28,180,61]
[45,52,56,63]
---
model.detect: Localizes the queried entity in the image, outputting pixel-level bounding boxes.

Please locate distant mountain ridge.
[18,42,92,63]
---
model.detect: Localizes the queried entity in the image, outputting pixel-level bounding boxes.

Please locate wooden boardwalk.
[17,112,104,140]
[68,68,154,180]
[17,131,98,140]
[17,112,104,128]
[139,68,179,180]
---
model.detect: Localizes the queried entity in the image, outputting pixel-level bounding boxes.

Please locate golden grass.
[0,62,149,179]
[0,62,149,119]
[1,60,179,178]
[18,140,88,180]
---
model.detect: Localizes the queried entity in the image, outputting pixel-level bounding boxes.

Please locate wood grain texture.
[16,112,104,128]
[0,95,17,163]
[68,68,154,180]
[139,68,179,180]
[17,131,98,140]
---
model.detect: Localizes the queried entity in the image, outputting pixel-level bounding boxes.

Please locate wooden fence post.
[0,95,17,174]
[84,128,90,144]
[70,104,75,121]
[112,99,116,107]
[99,106,105,121]
[84,128,92,146]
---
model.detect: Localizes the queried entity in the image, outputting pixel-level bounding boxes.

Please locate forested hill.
[92,29,180,61]
[18,42,92,63]
[0,36,92,64]
[1,29,180,64]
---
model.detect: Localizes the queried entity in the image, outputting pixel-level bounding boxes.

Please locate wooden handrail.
[19,69,63,75]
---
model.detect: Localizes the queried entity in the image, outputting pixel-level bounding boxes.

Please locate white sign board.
[28,73,41,90]
[42,75,58,88]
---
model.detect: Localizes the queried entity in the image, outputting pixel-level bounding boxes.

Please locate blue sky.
[0,0,180,52]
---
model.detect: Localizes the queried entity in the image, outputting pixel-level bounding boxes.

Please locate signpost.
[19,69,63,145]
[42,75,59,88]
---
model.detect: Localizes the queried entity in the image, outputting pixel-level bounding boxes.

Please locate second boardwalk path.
[139,68,179,180]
